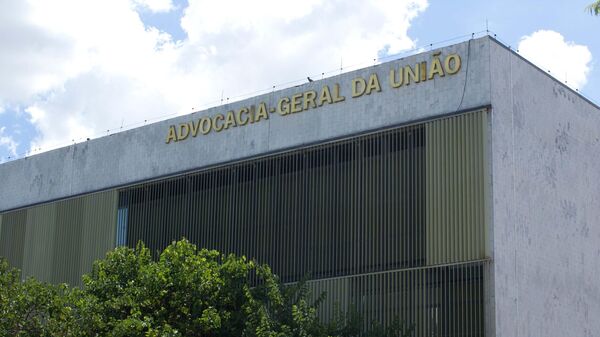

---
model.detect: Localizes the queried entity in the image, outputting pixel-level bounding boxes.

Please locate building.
[0,36,599,336]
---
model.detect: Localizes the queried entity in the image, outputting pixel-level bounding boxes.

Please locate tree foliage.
[0,258,77,337]
[587,0,600,15]
[78,240,325,337]
[0,240,413,337]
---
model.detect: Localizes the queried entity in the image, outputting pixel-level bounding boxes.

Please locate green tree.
[1,240,414,337]
[587,0,600,15]
[0,258,77,337]
[78,240,325,337]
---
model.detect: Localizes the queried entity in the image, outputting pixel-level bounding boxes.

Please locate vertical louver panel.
[79,191,119,280]
[53,197,85,284]
[308,261,488,337]
[22,203,57,282]
[120,109,487,282]
[121,124,431,281]
[426,111,488,265]
[0,210,26,270]
[0,190,118,285]
[117,109,489,334]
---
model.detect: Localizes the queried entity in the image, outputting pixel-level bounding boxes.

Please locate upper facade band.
[0,37,492,212]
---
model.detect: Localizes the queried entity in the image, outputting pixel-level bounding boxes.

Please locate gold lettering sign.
[165,52,462,144]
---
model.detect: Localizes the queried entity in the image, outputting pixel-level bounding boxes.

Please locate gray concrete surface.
[489,41,600,337]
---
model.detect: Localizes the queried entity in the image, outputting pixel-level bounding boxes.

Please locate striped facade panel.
[426,111,488,265]
[0,190,118,285]
[79,192,121,279]
[120,121,430,280]
[0,210,27,271]
[119,110,488,282]
[117,109,489,332]
[22,203,58,282]
[308,261,488,337]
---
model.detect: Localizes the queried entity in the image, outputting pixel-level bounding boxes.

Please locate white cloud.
[0,1,76,102]
[518,30,592,90]
[133,0,174,13]
[0,127,19,158]
[0,0,428,153]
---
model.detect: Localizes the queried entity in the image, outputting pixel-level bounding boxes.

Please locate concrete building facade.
[1,36,599,336]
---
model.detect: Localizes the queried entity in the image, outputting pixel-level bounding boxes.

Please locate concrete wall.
[0,38,491,212]
[489,40,600,337]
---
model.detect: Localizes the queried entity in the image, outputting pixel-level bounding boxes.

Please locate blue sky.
[0,0,598,163]
[408,0,599,102]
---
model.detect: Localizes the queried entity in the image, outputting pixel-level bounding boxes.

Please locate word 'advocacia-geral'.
[165,52,461,144]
